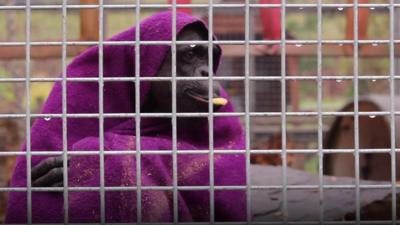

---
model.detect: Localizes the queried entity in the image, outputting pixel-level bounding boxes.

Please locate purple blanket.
[6,11,246,223]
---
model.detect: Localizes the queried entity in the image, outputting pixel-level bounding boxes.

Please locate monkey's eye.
[184,50,196,61]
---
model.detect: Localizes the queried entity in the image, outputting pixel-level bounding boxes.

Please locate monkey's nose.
[197,66,209,77]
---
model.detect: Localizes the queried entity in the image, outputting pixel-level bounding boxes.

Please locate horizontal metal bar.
[0,3,399,10]
[0,222,238,225]
[251,222,400,225]
[3,221,400,225]
[0,75,397,83]
[1,43,398,60]
[1,183,398,193]
[1,40,399,46]
[0,111,396,119]
[1,148,399,157]
[0,186,243,193]
[0,150,245,156]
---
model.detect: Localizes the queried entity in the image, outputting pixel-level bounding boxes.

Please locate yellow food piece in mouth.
[212,97,228,106]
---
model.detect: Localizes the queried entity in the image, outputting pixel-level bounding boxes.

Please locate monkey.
[151,23,224,113]
[30,22,227,188]
[6,11,247,224]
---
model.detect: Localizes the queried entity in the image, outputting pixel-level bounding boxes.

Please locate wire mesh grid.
[0,0,399,224]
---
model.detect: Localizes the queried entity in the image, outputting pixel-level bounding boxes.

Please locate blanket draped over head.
[6,11,246,223]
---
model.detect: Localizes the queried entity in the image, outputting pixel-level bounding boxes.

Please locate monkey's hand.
[31,156,70,187]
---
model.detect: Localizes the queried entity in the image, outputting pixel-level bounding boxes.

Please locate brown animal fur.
[251,133,295,166]
[324,102,394,181]
[0,119,19,223]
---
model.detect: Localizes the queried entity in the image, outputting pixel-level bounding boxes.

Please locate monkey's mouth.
[185,90,213,104]
[185,90,228,108]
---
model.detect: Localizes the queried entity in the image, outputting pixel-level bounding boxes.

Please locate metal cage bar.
[61,0,69,223]
[171,1,179,222]
[244,0,252,223]
[207,0,216,222]
[24,0,33,224]
[135,0,142,223]
[5,148,400,157]
[1,3,400,10]
[389,0,397,223]
[352,1,361,223]
[7,111,400,120]
[280,0,288,223]
[5,75,400,83]
[2,183,400,193]
[316,0,324,224]
[4,222,400,225]
[3,39,400,46]
[98,0,106,223]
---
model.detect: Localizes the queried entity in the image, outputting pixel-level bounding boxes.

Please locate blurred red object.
[259,0,281,40]
[168,0,282,41]
[167,0,192,15]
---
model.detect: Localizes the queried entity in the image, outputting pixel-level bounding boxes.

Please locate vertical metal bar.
[248,3,256,146]
[352,0,361,224]
[171,0,179,222]
[248,6,256,139]
[280,0,288,223]
[389,0,397,223]
[395,6,400,93]
[25,0,32,224]
[135,0,142,223]
[207,0,215,223]
[316,0,324,224]
[244,0,252,223]
[61,0,69,223]
[98,0,105,223]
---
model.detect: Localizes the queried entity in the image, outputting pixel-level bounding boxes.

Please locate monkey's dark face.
[152,24,223,113]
